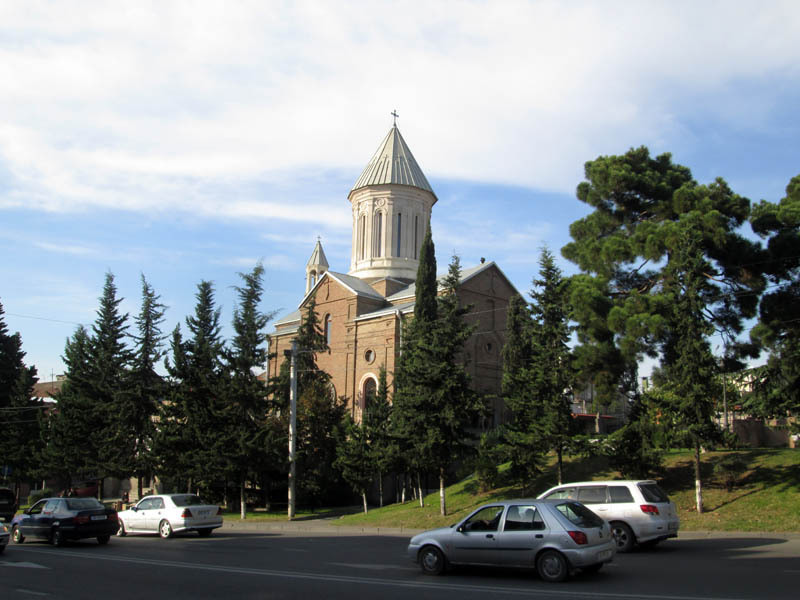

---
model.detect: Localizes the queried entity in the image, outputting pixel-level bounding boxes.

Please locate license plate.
[91,515,107,521]
[597,549,613,561]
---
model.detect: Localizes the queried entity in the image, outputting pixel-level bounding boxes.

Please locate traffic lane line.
[10,546,765,600]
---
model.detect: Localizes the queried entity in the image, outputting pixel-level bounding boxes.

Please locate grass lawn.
[332,448,800,532]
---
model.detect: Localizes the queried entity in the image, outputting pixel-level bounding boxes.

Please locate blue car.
[11,497,119,547]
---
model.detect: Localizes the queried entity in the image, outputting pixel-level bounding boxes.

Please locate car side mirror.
[132,506,138,512]
[456,525,464,533]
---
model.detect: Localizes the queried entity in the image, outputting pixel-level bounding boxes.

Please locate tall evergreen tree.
[335,415,373,513]
[0,300,42,496]
[157,281,227,495]
[657,234,723,513]
[44,326,98,490]
[562,147,764,403]
[90,272,133,486]
[223,263,274,518]
[278,296,347,509]
[393,248,481,516]
[501,292,543,485]
[363,366,394,507]
[747,174,800,428]
[120,275,166,498]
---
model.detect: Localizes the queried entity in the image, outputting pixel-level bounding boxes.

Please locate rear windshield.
[66,498,104,510]
[555,501,604,528]
[638,483,669,503]
[171,494,208,507]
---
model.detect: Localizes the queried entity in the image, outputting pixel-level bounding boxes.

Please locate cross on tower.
[391,110,399,126]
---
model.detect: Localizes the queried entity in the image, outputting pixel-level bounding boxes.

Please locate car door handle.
[486,534,494,539]
[535,534,544,538]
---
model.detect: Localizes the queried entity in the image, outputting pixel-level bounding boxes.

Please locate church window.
[364,349,375,364]
[373,211,383,257]
[324,314,332,346]
[358,215,366,260]
[396,212,402,257]
[414,215,419,259]
[362,377,377,409]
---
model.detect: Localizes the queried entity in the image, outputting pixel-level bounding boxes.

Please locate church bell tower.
[348,119,437,283]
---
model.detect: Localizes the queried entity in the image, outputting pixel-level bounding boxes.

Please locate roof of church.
[384,260,506,302]
[349,125,437,200]
[306,239,329,268]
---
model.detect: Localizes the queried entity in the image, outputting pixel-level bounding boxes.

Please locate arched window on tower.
[324,314,332,346]
[373,212,383,257]
[396,212,402,257]
[358,214,366,260]
[362,376,377,410]
[414,214,420,259]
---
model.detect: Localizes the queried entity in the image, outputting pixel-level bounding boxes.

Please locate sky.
[1,0,799,383]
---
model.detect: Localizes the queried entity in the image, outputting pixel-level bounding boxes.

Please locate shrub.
[714,454,748,492]
[27,488,55,504]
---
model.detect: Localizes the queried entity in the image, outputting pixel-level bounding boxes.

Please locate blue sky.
[1,1,799,382]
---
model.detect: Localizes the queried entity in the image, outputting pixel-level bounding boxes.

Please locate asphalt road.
[1,526,798,600]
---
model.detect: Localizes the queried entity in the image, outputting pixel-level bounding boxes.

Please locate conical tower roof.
[349,125,436,201]
[306,238,329,268]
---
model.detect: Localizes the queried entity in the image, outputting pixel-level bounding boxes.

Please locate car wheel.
[198,529,212,538]
[97,535,110,545]
[419,545,446,575]
[12,525,24,544]
[159,519,173,539]
[116,520,126,537]
[582,563,603,575]
[537,549,569,583]
[52,529,65,547]
[611,522,635,553]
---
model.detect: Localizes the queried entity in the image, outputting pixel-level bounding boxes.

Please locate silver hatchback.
[407,498,615,582]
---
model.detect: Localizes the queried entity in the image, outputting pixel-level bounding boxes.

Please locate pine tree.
[530,249,575,484]
[393,248,481,516]
[501,292,543,485]
[363,366,393,507]
[0,300,42,496]
[562,147,764,409]
[335,415,373,513]
[157,281,227,495]
[224,263,274,518]
[657,234,721,513]
[90,272,133,487]
[44,326,98,490]
[288,297,347,509]
[121,275,166,498]
[747,174,800,428]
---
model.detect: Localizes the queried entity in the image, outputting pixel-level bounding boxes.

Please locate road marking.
[0,561,50,569]
[15,590,49,596]
[329,561,417,571]
[11,547,760,600]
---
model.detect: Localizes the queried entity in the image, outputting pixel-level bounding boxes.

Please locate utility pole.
[286,340,298,520]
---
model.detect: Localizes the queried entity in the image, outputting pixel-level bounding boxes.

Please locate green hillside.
[333,448,800,532]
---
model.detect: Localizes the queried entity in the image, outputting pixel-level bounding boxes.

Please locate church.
[266,122,518,425]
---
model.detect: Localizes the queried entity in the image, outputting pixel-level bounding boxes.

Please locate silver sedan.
[407,498,615,582]
[117,494,223,539]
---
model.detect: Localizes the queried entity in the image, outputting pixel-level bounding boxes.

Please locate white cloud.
[1,0,798,218]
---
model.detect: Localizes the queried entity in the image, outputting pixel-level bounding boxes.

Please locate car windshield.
[555,501,604,528]
[66,498,103,510]
[638,483,669,503]
[171,494,208,507]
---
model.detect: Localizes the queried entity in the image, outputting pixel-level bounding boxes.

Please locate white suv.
[537,480,680,552]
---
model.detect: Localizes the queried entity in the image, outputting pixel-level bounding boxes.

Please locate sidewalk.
[219,517,800,540]
[219,517,419,536]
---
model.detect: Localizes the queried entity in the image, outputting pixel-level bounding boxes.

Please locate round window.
[364,349,375,363]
